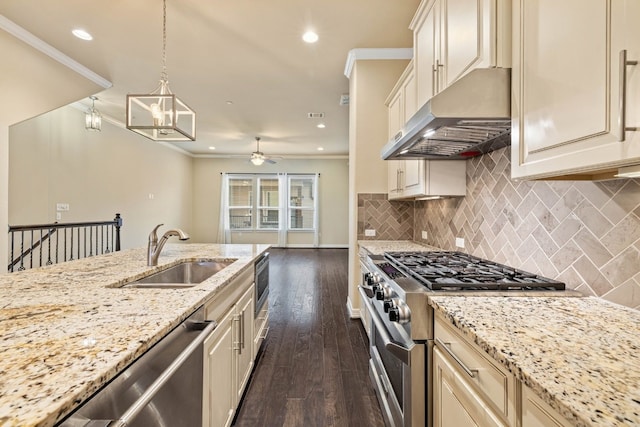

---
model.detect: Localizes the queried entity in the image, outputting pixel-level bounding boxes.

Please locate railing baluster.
[29,230,34,269]
[9,232,15,273]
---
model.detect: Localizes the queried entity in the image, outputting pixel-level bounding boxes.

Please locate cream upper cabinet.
[412,0,511,107]
[386,61,467,199]
[511,0,640,180]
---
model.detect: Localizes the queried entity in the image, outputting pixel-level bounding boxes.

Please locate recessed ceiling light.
[225,100,233,105]
[302,31,319,43]
[317,123,326,129]
[72,29,93,41]
[209,146,216,150]
[317,147,324,151]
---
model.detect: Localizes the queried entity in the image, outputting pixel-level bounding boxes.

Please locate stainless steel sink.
[123,259,233,289]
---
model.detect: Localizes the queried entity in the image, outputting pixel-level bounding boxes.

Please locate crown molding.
[0,14,112,89]
[343,48,413,78]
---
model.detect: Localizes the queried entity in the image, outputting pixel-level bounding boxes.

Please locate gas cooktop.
[384,251,565,291]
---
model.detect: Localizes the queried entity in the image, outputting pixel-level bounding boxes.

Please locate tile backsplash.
[358,146,640,309]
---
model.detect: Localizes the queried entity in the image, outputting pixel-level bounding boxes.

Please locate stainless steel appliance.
[57,307,216,427]
[381,68,511,161]
[254,251,269,315]
[359,251,565,427]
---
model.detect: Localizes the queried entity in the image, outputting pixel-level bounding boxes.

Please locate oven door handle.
[359,287,413,365]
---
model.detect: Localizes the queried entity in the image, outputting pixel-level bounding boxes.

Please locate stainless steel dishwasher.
[58,307,216,427]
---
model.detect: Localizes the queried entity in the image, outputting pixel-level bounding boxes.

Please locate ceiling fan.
[250,137,277,165]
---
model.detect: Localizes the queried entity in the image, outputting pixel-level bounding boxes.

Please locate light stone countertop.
[429,296,640,427]
[0,243,269,427]
[358,239,441,255]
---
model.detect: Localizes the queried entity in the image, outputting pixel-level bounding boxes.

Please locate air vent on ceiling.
[307,112,325,119]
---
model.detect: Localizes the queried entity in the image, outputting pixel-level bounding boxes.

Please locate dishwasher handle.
[109,319,217,427]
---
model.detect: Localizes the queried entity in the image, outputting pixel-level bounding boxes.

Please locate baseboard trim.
[346,297,361,319]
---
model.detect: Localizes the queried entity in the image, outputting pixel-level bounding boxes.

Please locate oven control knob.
[383,299,394,313]
[375,283,392,300]
[366,272,381,286]
[383,297,402,313]
[388,302,411,324]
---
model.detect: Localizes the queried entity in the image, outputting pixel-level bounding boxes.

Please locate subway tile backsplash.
[358,146,640,309]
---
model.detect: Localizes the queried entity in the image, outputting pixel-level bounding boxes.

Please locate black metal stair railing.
[7,213,122,273]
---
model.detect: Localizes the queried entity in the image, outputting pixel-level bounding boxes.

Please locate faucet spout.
[147,224,190,266]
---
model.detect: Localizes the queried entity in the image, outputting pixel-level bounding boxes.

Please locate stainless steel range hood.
[381,68,511,160]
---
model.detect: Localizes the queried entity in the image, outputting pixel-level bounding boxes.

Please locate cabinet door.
[522,385,572,427]
[235,285,255,403]
[387,160,403,199]
[433,347,507,427]
[388,89,403,140]
[442,0,487,87]
[512,0,640,179]
[203,308,235,427]
[403,160,426,196]
[415,0,439,106]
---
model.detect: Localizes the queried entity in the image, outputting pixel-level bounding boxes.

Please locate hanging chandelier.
[85,96,102,131]
[126,0,196,141]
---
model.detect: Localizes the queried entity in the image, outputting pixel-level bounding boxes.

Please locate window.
[225,174,317,233]
[228,177,253,229]
[288,176,315,230]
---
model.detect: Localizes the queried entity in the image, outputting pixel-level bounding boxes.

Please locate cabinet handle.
[233,314,241,352]
[259,326,269,340]
[240,310,245,352]
[432,64,438,96]
[619,50,639,141]
[435,338,478,379]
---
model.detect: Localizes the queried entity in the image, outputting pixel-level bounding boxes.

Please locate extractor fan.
[250,137,277,165]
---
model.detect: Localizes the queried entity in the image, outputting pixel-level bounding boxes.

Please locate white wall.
[9,106,193,249]
[192,157,349,246]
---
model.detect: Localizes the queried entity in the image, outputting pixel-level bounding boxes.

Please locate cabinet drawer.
[434,313,516,425]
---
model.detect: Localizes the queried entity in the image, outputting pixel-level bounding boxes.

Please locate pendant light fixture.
[126,0,196,141]
[85,96,102,131]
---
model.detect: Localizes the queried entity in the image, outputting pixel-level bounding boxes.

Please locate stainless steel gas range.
[358,251,566,427]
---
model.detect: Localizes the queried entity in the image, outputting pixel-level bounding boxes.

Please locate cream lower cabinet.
[434,313,517,426]
[203,268,255,427]
[433,347,507,427]
[521,385,573,427]
[434,313,573,427]
[512,0,640,180]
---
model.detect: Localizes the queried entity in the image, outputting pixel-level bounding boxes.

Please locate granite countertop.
[358,240,441,255]
[429,296,640,427]
[0,243,269,427]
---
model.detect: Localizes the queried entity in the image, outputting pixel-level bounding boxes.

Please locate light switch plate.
[365,229,376,237]
[455,237,465,248]
[421,231,428,239]
[56,203,69,211]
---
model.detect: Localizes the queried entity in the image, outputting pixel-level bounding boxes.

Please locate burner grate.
[384,251,565,291]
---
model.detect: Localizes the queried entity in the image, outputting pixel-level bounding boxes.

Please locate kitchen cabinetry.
[522,385,573,427]
[203,267,255,427]
[433,347,507,427]
[433,312,517,426]
[386,61,467,199]
[411,0,511,107]
[511,0,640,180]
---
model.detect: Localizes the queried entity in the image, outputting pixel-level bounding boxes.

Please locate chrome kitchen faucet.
[147,224,190,266]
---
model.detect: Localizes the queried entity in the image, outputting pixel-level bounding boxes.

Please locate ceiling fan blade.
[264,158,277,164]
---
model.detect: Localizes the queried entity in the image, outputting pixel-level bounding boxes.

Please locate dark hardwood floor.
[233,248,385,427]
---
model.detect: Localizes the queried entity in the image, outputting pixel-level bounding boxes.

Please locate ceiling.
[0,0,418,157]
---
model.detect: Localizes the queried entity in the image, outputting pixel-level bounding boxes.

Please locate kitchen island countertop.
[0,243,269,427]
[429,296,640,427]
